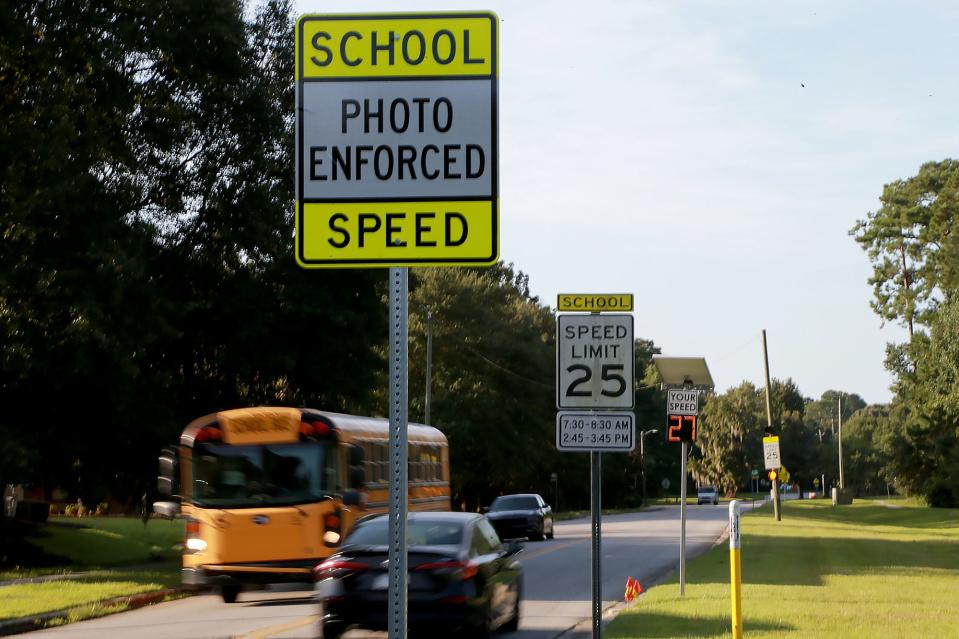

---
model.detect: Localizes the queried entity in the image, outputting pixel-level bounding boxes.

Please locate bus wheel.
[322,620,346,639]
[220,585,240,603]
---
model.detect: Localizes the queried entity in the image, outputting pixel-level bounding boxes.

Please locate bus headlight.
[186,537,208,552]
[323,531,341,545]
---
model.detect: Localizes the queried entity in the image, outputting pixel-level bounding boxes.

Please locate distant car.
[484,493,554,541]
[314,512,523,639]
[697,486,719,505]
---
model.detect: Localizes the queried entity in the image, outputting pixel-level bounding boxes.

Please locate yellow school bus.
[157,407,449,602]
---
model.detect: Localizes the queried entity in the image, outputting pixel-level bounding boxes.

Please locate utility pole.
[425,308,432,425]
[640,429,658,508]
[761,330,781,522]
[838,394,844,490]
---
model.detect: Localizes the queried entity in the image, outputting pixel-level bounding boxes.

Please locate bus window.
[376,442,388,483]
[192,442,335,507]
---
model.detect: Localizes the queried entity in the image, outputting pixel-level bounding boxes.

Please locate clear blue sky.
[295,0,959,404]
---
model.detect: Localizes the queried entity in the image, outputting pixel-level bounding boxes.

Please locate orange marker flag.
[624,576,643,602]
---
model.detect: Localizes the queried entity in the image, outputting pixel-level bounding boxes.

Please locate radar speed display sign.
[666,389,699,443]
[556,314,634,409]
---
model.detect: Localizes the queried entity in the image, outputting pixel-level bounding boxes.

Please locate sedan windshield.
[192,442,336,508]
[346,517,465,547]
[490,496,539,511]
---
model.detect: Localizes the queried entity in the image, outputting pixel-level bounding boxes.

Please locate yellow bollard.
[729,499,743,639]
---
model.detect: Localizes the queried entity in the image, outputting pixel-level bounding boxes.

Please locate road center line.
[521,539,581,561]
[235,614,319,639]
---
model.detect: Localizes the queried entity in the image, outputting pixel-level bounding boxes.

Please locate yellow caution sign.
[294,13,499,268]
[557,293,633,312]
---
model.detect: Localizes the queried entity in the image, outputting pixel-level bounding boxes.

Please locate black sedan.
[484,494,554,542]
[314,512,523,639]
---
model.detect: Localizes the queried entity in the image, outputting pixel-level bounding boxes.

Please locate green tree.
[802,390,867,488]
[403,265,556,510]
[850,159,959,338]
[804,390,867,438]
[691,379,822,494]
[602,338,664,509]
[0,0,385,508]
[690,382,764,495]
[881,299,959,506]
[842,405,894,495]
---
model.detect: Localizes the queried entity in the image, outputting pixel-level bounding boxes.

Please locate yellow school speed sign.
[295,13,499,268]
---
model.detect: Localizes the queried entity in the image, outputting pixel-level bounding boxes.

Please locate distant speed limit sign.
[557,314,634,409]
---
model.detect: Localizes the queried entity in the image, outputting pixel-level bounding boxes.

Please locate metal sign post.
[679,441,688,596]
[388,267,409,639]
[591,451,602,639]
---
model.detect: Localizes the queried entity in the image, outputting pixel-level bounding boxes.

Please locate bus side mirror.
[157,448,179,497]
[153,501,180,519]
[157,476,174,497]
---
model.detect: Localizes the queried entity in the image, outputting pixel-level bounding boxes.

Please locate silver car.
[696,486,719,505]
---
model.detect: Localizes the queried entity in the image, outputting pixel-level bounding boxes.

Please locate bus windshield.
[192,442,337,508]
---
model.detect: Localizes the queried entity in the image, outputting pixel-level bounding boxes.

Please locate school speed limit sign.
[557,314,634,409]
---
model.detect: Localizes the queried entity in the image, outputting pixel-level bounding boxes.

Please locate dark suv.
[484,493,554,541]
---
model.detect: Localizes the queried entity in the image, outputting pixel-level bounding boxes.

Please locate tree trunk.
[901,244,914,340]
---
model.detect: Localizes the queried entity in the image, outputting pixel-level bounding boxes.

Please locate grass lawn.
[30,516,182,566]
[1,517,184,624]
[607,498,959,639]
[0,568,180,621]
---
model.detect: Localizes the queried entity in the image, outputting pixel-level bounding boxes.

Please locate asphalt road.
[24,502,756,639]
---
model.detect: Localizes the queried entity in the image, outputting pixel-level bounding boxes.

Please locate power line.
[463,346,553,389]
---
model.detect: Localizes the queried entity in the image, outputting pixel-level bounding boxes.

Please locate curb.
[0,588,186,636]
